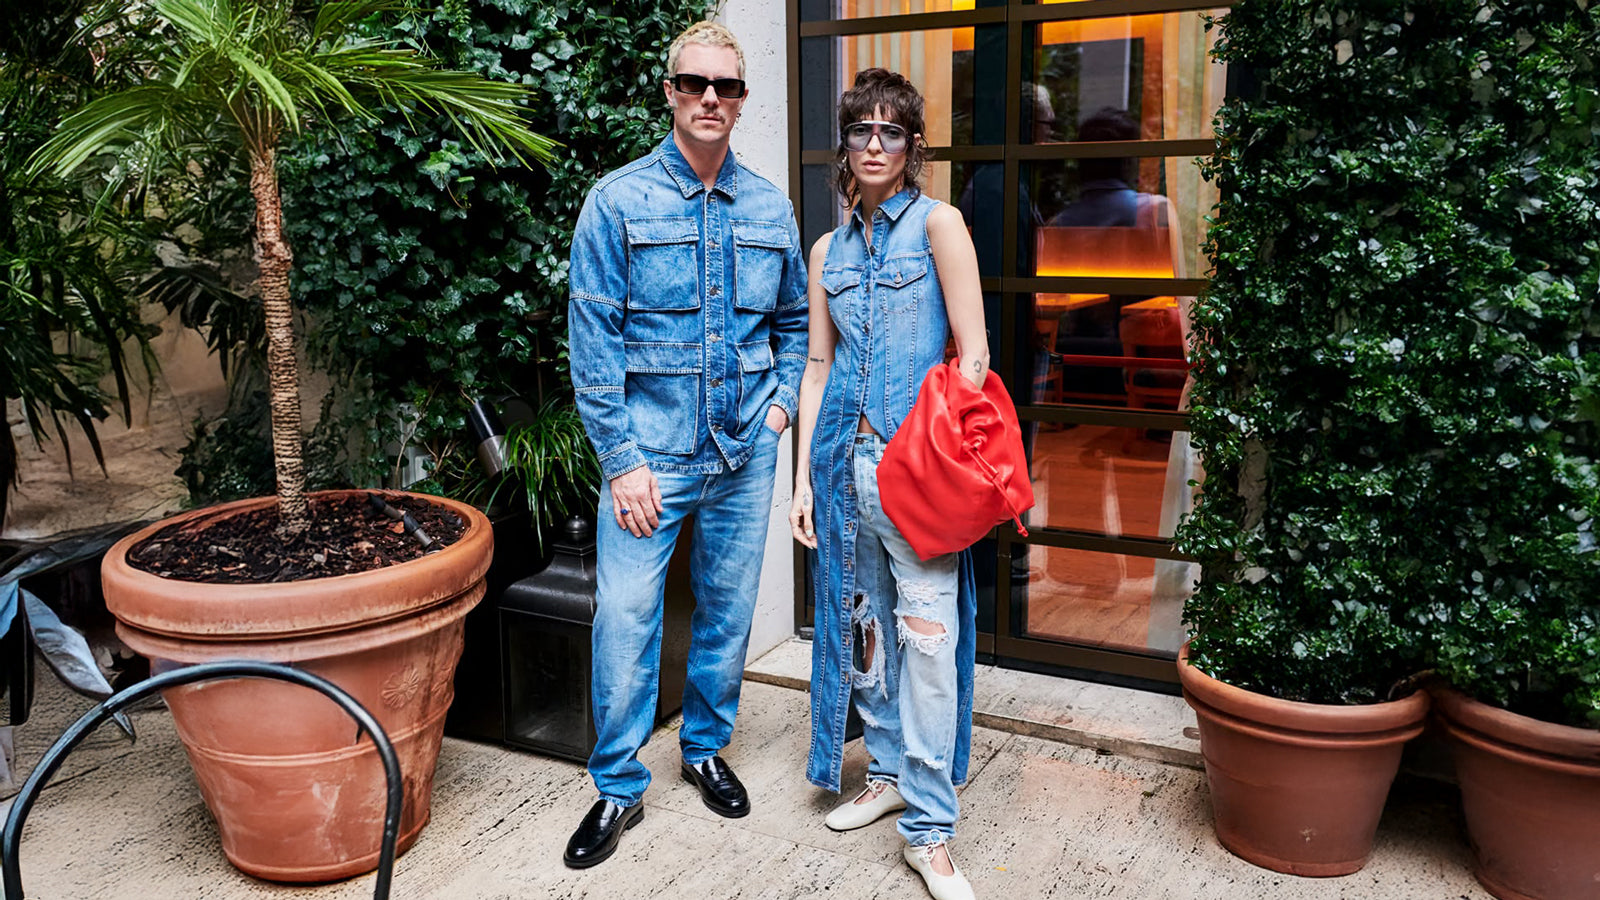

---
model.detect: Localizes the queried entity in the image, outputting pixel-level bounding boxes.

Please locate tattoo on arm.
[808,356,827,363]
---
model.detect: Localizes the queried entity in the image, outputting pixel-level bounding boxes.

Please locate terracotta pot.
[1433,686,1600,900]
[1177,643,1429,876]
[101,491,492,883]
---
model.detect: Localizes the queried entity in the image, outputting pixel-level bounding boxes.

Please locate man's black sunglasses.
[670,73,747,99]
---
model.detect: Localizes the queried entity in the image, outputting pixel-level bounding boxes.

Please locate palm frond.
[360,68,558,167]
[155,0,232,48]
[226,47,300,127]
[27,85,177,177]
[311,0,407,46]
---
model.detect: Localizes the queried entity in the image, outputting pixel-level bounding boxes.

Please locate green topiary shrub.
[281,0,715,500]
[1178,0,1600,721]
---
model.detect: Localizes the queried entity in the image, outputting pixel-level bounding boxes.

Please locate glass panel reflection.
[1022,11,1225,143]
[826,0,965,19]
[1026,157,1212,280]
[829,26,1008,148]
[1014,544,1193,655]
[1023,291,1188,409]
[1019,424,1194,540]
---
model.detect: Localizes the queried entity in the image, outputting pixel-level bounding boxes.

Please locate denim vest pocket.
[732,220,789,312]
[819,267,861,300]
[875,254,929,312]
[626,216,700,311]
[624,341,702,455]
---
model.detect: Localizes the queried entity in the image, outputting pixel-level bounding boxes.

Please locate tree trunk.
[249,147,309,536]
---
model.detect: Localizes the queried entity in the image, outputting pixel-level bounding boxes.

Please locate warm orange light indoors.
[1035,226,1176,279]
[953,0,974,52]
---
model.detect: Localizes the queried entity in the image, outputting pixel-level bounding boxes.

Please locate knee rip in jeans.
[850,592,886,693]
[906,752,947,772]
[895,581,949,655]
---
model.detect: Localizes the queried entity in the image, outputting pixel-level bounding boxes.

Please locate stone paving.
[2,652,1490,899]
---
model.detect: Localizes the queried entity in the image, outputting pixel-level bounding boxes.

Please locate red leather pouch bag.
[878,360,1035,560]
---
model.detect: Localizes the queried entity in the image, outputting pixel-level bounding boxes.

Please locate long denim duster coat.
[805,190,978,792]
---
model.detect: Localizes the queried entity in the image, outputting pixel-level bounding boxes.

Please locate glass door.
[791,0,1226,686]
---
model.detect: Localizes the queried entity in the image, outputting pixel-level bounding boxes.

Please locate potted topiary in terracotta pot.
[1174,1,1473,876]
[31,0,554,881]
[1413,7,1599,899]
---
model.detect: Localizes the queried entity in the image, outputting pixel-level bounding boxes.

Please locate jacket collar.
[659,132,739,200]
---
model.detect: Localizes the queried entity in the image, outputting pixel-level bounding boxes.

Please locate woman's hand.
[789,478,818,549]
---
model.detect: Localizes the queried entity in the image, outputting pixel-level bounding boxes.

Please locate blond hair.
[667,21,745,79]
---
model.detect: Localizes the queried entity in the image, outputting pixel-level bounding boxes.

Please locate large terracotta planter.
[101,490,492,883]
[1433,686,1600,900]
[1177,643,1430,876]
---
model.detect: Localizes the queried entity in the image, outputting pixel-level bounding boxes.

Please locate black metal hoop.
[1,660,403,899]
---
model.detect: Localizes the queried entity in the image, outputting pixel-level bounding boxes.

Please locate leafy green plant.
[29,0,556,538]
[1178,0,1599,721]
[281,0,715,498]
[492,399,601,545]
[0,1,160,526]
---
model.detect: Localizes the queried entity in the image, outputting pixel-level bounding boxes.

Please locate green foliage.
[0,0,162,524]
[176,378,366,507]
[415,398,601,540]
[281,0,715,497]
[1178,0,1600,723]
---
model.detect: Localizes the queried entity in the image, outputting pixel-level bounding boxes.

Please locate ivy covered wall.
[280,0,717,490]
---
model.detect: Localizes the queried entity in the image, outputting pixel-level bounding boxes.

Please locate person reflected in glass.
[789,68,988,900]
[1048,106,1171,230]
[1042,107,1182,404]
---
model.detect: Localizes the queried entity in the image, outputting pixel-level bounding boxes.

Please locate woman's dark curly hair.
[830,68,929,210]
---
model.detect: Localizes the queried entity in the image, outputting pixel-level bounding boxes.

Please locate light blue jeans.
[850,434,962,846]
[588,424,782,808]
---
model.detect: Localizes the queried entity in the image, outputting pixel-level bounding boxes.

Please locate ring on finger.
[620,507,632,515]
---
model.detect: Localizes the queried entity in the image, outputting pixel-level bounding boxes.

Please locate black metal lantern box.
[445,514,693,763]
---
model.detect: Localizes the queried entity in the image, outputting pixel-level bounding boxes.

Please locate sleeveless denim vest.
[805,189,978,792]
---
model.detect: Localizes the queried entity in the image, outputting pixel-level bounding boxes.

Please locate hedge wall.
[1179,0,1600,723]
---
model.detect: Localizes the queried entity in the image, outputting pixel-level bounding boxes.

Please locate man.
[563,20,807,868]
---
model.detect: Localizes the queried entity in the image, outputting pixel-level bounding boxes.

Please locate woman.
[790,68,988,900]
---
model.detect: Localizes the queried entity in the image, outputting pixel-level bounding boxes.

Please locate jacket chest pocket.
[876,255,930,313]
[626,216,700,311]
[732,220,791,312]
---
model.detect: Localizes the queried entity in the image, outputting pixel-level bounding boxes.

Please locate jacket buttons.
[710,378,723,387]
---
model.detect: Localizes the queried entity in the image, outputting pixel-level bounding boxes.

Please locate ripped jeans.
[850,433,961,846]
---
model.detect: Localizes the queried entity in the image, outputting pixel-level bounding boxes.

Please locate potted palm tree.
[29,0,554,882]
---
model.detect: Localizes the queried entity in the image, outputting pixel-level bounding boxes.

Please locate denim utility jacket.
[805,189,978,792]
[569,134,808,480]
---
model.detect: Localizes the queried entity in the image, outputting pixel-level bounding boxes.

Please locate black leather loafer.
[680,756,751,818]
[563,799,644,869]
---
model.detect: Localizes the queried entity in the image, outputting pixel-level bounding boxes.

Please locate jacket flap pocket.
[627,217,699,246]
[732,220,792,250]
[874,257,928,288]
[737,340,774,372]
[623,341,702,374]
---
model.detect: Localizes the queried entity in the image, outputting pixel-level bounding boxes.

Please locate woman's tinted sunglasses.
[670,73,747,99]
[842,120,910,154]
